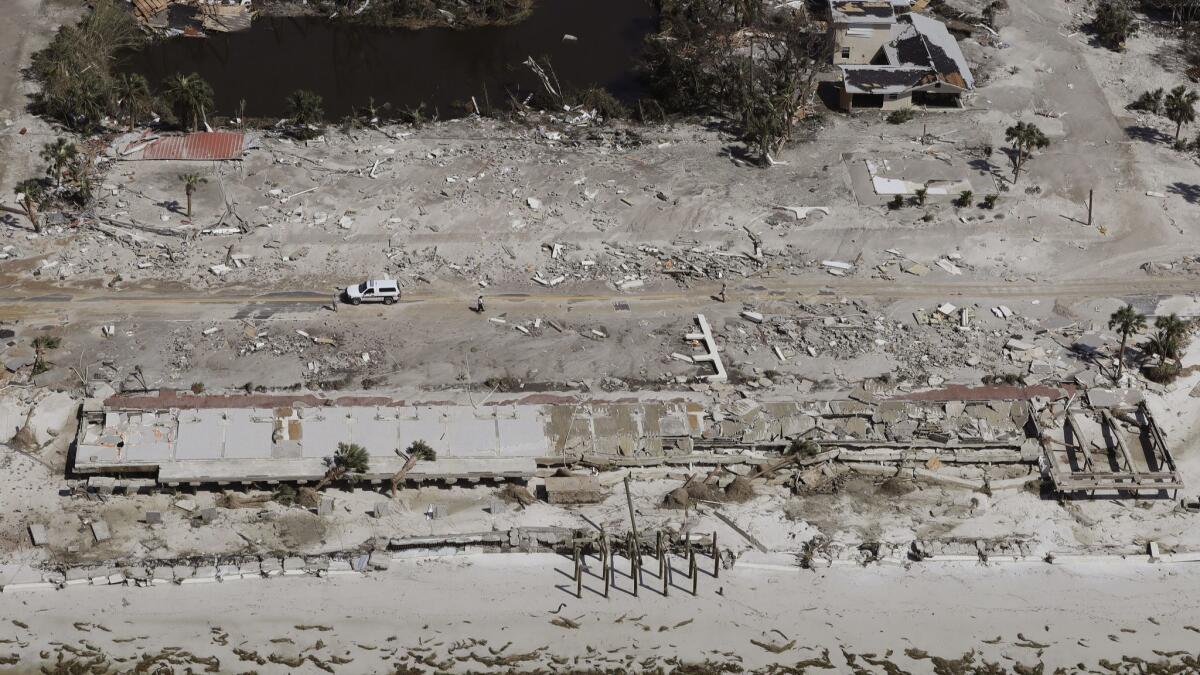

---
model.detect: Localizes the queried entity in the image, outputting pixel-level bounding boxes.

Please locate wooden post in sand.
[600,532,610,599]
[574,545,582,597]
[712,532,720,579]
[689,543,698,596]
[656,530,665,579]
[627,532,639,597]
[623,475,639,542]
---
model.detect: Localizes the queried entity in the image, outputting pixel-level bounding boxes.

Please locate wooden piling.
[689,544,698,596]
[627,533,639,597]
[663,547,670,597]
[712,532,719,579]
[656,530,665,579]
[574,545,582,597]
[600,531,610,599]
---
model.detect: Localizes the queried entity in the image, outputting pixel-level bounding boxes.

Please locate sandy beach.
[2,552,1199,673]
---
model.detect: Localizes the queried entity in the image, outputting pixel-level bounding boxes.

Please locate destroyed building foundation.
[69,388,1179,496]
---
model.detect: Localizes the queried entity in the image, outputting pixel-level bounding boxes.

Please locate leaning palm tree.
[390,439,437,498]
[115,73,152,131]
[162,72,214,132]
[313,442,371,491]
[1164,85,1199,141]
[1004,121,1050,180]
[13,180,45,232]
[1108,304,1146,378]
[178,172,207,218]
[40,137,77,188]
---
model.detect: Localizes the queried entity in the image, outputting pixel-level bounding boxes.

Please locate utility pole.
[1087,189,1094,227]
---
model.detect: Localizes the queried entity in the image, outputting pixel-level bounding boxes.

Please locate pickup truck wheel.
[384,297,395,305]
[351,298,361,305]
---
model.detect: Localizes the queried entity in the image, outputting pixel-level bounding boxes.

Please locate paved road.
[1,275,1197,321]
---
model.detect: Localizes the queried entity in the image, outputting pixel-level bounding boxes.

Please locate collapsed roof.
[836,9,975,96]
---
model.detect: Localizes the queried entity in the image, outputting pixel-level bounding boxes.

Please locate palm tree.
[13,180,45,232]
[1144,329,1182,372]
[1164,85,1199,141]
[162,72,214,132]
[40,137,77,188]
[390,439,437,498]
[1004,121,1050,180]
[1156,312,1188,344]
[115,73,152,131]
[1107,304,1146,378]
[1144,313,1191,375]
[178,172,207,218]
[287,89,325,137]
[313,442,371,491]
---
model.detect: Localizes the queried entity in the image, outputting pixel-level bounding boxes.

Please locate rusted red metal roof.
[141,132,246,161]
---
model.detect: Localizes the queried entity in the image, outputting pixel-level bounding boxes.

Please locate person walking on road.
[476,295,485,313]
[718,282,727,303]
[332,289,339,312]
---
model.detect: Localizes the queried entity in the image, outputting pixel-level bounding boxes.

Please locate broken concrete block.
[821,260,853,270]
[727,398,761,422]
[174,498,198,513]
[283,557,306,575]
[1,346,36,373]
[741,310,764,323]
[544,475,604,504]
[936,259,962,275]
[317,496,336,516]
[90,520,111,542]
[368,551,391,570]
[199,508,217,524]
[144,511,162,525]
[88,476,116,495]
[28,523,47,547]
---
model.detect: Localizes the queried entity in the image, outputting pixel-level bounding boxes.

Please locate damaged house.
[828,0,974,111]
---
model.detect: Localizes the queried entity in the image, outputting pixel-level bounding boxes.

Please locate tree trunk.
[390,453,420,498]
[1116,333,1128,378]
[1176,120,1183,141]
[186,190,193,218]
[23,197,39,233]
[312,466,344,492]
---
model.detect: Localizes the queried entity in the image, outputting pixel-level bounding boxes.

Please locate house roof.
[884,13,975,89]
[829,0,896,25]
[139,132,247,161]
[839,65,934,95]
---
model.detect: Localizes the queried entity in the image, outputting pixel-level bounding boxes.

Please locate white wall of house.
[881,92,913,110]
